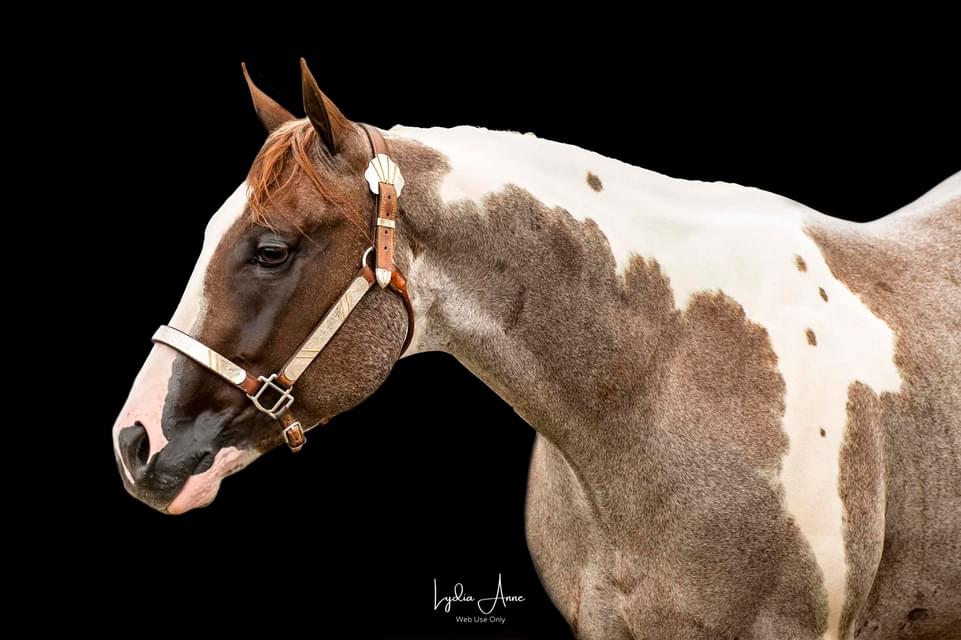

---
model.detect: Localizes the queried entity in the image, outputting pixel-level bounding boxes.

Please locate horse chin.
[165,447,261,515]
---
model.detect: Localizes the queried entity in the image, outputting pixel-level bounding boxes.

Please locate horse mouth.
[165,447,261,514]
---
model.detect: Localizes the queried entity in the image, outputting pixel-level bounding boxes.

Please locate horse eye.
[255,242,289,267]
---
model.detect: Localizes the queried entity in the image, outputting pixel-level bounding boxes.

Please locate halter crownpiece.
[360,124,403,288]
[152,124,413,452]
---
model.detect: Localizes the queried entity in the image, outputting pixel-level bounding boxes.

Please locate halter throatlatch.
[152,125,413,452]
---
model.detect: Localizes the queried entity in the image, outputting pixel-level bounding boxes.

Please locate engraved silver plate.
[280,275,375,381]
[152,325,248,386]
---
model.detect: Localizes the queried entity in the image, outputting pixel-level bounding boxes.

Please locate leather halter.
[152,125,413,452]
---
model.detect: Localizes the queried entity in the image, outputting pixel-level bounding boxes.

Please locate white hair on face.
[169,182,250,332]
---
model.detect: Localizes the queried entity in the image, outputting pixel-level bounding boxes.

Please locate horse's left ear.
[242,63,295,133]
[300,57,352,155]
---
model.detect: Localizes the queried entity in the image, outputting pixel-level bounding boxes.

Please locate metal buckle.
[247,373,294,418]
[283,421,306,452]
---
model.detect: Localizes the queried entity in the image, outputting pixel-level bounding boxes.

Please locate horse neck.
[385,129,659,445]
[384,126,819,449]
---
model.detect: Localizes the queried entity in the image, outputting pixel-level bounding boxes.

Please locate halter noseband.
[152,124,414,452]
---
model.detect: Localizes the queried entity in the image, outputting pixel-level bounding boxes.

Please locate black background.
[56,28,958,639]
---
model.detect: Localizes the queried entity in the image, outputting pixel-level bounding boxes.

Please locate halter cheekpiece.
[152,124,414,452]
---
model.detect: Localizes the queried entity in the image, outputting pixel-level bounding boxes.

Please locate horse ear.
[300,57,351,155]
[242,63,295,133]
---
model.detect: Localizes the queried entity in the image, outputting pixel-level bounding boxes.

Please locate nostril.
[136,428,149,465]
[118,422,151,480]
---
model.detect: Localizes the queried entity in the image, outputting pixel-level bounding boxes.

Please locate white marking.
[406,254,506,342]
[169,182,249,332]
[166,447,261,514]
[112,344,174,481]
[113,183,249,496]
[394,125,903,638]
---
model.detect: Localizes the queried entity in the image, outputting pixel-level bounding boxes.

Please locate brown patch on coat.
[819,287,829,302]
[586,172,603,192]
[807,196,961,638]
[796,255,808,272]
[391,141,828,637]
[820,428,826,437]
[663,289,790,471]
[837,383,886,639]
[806,328,817,346]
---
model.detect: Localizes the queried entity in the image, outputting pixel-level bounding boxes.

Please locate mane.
[246,119,368,238]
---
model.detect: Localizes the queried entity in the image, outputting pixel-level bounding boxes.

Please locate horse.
[111,60,960,640]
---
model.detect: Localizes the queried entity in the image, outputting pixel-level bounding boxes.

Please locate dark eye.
[255,242,290,267]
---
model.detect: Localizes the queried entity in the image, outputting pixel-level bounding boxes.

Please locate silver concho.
[364,154,404,196]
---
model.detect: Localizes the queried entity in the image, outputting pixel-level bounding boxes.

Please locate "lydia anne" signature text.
[433,574,526,615]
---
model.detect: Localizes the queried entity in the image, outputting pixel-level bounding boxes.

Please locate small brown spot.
[820,428,826,437]
[795,255,807,272]
[907,608,928,621]
[819,287,829,302]
[806,328,817,346]
[586,172,603,192]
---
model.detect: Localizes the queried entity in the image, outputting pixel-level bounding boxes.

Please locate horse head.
[112,60,411,513]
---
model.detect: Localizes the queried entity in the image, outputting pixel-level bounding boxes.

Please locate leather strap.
[363,123,389,156]
[359,123,415,355]
[359,123,399,288]
[375,183,399,286]
[389,269,414,354]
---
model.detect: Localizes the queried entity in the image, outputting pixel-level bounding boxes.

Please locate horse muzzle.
[112,343,260,513]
